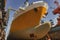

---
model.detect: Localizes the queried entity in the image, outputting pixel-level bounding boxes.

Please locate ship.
[7,0,51,40]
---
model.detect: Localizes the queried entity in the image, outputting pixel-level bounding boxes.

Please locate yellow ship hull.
[11,6,46,33]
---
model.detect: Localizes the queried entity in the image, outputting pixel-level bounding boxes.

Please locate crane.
[0,0,9,40]
[53,0,60,26]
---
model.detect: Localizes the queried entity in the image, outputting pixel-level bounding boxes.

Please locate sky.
[5,0,60,39]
